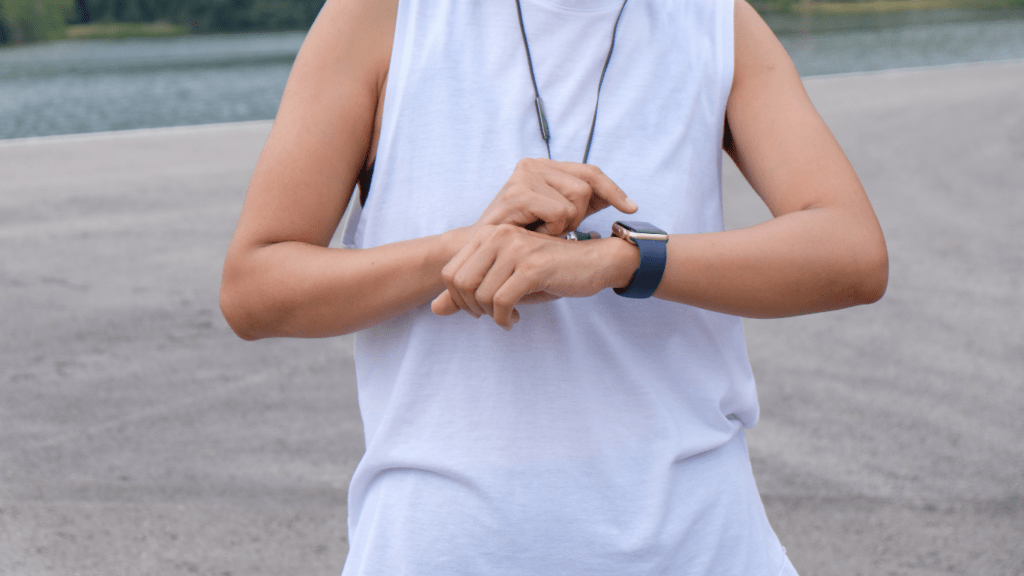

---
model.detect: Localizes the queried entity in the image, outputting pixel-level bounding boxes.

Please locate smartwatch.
[611,221,669,299]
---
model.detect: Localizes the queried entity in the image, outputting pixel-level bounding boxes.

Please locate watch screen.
[616,221,668,235]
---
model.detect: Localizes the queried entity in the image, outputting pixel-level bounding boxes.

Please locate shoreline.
[65,21,190,40]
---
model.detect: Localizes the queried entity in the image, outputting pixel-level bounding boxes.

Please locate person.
[220,0,888,573]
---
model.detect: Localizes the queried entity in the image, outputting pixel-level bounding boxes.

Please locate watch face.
[615,221,668,236]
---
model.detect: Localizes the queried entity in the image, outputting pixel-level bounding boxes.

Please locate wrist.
[440,226,470,256]
[610,221,670,299]
[594,237,640,290]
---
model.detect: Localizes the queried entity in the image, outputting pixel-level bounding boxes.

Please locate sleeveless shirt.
[340,0,790,573]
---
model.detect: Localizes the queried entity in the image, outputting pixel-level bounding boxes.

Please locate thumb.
[500,308,522,331]
[431,290,461,316]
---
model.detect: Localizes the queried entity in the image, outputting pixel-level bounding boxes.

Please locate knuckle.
[495,223,517,238]
[475,287,494,306]
[511,229,532,246]
[517,157,540,172]
[568,179,590,196]
[452,273,473,292]
[493,293,514,309]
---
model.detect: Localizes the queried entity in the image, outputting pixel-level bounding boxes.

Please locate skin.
[220,0,888,339]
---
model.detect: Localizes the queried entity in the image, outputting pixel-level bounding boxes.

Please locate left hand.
[430,224,635,330]
[473,158,637,237]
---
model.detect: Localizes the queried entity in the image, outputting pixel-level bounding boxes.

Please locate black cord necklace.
[514,0,629,164]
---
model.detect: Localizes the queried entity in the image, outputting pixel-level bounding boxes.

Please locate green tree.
[0,0,75,43]
[70,0,324,32]
[173,0,320,33]
[1,0,326,41]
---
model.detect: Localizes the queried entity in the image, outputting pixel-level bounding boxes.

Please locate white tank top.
[341,1,788,573]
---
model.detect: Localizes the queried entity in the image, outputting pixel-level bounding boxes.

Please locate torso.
[340,1,787,574]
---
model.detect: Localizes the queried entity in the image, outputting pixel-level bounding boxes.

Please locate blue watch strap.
[614,236,667,299]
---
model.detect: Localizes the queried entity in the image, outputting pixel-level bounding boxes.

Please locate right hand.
[432,224,636,329]
[474,158,638,237]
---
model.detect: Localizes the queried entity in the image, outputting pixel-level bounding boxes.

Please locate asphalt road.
[2,60,1022,575]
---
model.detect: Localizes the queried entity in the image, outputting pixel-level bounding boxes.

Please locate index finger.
[545,160,638,215]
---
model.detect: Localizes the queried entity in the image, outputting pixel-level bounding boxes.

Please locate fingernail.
[625,199,638,211]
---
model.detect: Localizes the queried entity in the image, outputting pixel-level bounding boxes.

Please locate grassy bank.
[64,21,189,40]
[754,0,1023,13]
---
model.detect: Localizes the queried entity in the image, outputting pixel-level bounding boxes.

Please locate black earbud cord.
[514,0,630,164]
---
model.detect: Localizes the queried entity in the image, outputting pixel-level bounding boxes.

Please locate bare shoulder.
[232,0,398,250]
[731,0,797,88]
[299,0,397,85]
[726,0,868,218]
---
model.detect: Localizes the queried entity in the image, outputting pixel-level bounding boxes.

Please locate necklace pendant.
[534,96,551,143]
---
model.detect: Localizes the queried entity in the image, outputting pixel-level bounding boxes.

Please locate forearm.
[432,202,887,329]
[647,207,888,318]
[220,228,468,340]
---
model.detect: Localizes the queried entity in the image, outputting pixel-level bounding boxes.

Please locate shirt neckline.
[526,0,625,13]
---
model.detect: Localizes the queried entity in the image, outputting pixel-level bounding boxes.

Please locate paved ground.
[1,60,1022,576]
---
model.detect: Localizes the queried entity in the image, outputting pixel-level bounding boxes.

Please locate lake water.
[2,10,1023,140]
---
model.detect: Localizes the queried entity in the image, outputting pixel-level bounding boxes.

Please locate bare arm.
[219,0,635,339]
[653,0,887,317]
[220,0,451,340]
[434,0,888,328]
